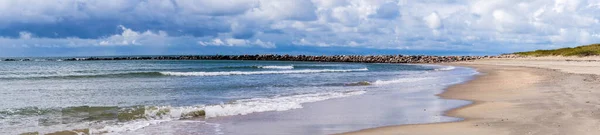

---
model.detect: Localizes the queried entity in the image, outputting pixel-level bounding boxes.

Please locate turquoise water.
[0,60,475,134]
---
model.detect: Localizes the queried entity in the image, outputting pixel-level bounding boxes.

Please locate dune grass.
[514,44,600,57]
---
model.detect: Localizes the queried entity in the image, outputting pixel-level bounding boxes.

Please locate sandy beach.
[342,57,600,135]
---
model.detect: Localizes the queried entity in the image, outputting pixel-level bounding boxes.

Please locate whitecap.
[257,65,294,70]
[160,68,368,76]
[372,77,434,85]
[92,90,366,134]
[434,66,456,71]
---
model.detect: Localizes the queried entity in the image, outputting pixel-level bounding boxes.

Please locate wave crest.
[257,65,294,69]
[0,72,163,79]
[203,91,366,118]
[160,68,368,76]
[372,77,433,85]
[435,66,456,71]
[1,68,368,79]
[5,90,366,134]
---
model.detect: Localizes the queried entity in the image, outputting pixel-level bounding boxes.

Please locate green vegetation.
[514,44,600,56]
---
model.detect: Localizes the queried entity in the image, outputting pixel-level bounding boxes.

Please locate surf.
[159,68,369,76]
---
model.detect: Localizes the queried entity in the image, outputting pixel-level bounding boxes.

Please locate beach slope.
[342,57,600,135]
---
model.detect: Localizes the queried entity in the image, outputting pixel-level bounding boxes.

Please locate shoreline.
[127,64,476,135]
[342,58,600,135]
[185,64,475,135]
[340,64,507,135]
[5,62,473,135]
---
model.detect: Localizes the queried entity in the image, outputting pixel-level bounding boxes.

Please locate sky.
[1,0,600,57]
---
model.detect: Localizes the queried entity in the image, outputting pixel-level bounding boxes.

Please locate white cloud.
[175,0,257,16]
[99,25,169,46]
[253,39,276,48]
[1,26,188,47]
[19,32,33,39]
[553,0,581,13]
[248,0,317,21]
[198,39,226,46]
[198,38,276,48]
[2,0,600,54]
[331,6,362,26]
[424,12,442,29]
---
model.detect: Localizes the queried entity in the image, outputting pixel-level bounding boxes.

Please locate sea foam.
[203,91,366,118]
[91,90,366,134]
[257,65,294,69]
[435,66,456,71]
[372,77,434,85]
[160,68,368,76]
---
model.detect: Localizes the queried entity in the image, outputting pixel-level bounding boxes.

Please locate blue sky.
[1,0,600,57]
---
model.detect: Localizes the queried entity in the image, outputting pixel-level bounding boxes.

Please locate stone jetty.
[0,54,506,63]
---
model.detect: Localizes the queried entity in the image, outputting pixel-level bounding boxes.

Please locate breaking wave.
[256,65,294,69]
[6,90,366,134]
[372,77,434,85]
[435,66,456,71]
[160,68,369,76]
[1,68,368,79]
[0,72,164,79]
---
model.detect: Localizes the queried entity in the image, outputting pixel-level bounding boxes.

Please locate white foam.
[160,68,368,76]
[92,90,366,134]
[92,105,207,134]
[435,66,456,71]
[372,77,434,85]
[97,120,169,134]
[257,65,294,69]
[203,91,366,118]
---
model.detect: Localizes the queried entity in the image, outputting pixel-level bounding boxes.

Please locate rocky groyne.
[1,54,511,63]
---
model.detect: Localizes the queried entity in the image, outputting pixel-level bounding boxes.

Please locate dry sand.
[341,57,600,135]
[471,56,600,75]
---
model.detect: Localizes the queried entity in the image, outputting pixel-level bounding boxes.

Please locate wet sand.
[342,57,600,135]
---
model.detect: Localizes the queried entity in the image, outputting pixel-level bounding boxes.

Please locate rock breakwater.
[2,55,504,63]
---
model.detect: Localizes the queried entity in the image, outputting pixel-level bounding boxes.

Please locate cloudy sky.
[1,0,599,57]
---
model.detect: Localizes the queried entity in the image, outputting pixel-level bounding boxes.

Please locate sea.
[0,59,477,135]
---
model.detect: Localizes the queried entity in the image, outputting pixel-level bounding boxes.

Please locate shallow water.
[0,60,476,134]
[133,65,476,135]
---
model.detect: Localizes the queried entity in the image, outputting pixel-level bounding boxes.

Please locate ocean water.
[0,60,477,134]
